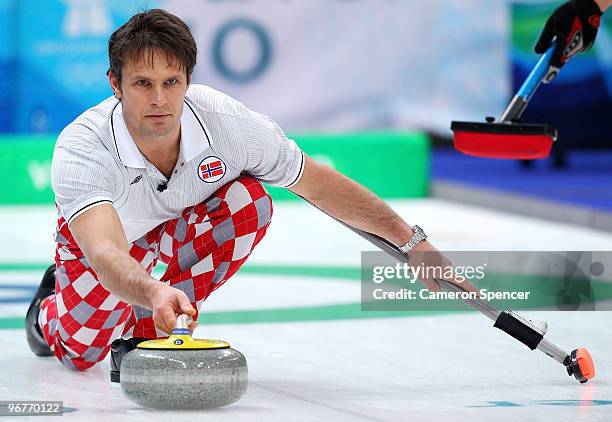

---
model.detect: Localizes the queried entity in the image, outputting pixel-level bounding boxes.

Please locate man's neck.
[129,125,182,179]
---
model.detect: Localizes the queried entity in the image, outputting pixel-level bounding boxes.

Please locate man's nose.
[150,86,168,107]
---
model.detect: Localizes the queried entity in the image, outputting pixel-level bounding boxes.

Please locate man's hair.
[108,9,197,86]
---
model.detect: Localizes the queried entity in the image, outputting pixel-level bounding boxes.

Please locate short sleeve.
[51,144,118,224]
[241,111,305,188]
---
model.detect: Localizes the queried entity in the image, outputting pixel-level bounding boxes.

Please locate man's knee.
[218,176,273,229]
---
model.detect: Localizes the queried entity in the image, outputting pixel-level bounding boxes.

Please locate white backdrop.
[164,0,510,134]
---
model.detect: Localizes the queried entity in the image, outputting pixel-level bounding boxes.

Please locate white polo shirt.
[51,84,305,242]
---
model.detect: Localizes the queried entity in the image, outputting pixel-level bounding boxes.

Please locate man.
[25,9,445,381]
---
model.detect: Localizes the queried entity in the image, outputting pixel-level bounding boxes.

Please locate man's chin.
[141,124,174,139]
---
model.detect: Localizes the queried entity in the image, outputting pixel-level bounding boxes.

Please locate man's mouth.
[146,114,171,121]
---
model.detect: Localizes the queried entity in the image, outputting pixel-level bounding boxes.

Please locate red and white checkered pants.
[38,176,272,371]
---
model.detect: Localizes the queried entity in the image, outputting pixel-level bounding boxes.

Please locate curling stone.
[120,314,248,409]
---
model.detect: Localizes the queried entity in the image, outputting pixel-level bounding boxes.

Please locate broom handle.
[498,40,558,123]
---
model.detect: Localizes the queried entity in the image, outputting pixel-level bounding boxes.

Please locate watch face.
[415,225,426,238]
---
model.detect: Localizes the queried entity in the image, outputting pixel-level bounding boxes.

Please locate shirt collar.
[110,99,211,169]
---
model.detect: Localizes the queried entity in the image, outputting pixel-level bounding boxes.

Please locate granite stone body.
[120,347,248,409]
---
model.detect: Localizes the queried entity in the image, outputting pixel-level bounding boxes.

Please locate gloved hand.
[535,0,603,69]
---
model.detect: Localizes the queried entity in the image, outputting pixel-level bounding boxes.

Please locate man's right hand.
[408,241,479,296]
[535,0,603,68]
[148,283,197,335]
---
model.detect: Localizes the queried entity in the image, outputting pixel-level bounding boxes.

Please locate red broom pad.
[453,130,554,159]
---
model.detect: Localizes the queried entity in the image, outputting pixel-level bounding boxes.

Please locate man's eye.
[166,79,178,86]
[136,80,150,87]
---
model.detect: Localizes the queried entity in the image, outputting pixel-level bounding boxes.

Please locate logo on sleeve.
[198,156,226,183]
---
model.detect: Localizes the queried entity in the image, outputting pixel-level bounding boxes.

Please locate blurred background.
[0,0,610,230]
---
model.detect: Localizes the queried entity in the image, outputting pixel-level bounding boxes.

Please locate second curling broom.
[451,41,561,159]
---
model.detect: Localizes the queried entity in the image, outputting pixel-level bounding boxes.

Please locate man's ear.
[108,71,122,100]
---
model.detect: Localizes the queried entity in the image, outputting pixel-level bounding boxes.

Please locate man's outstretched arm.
[69,204,196,333]
[289,154,477,293]
[289,155,415,247]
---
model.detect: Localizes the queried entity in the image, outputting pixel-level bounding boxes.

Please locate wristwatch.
[399,225,427,254]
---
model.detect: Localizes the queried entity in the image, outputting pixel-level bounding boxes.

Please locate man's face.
[111,49,188,142]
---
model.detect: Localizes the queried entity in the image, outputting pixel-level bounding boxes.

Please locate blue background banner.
[5,0,160,134]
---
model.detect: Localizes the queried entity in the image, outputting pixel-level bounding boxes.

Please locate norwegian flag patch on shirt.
[198,156,226,183]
